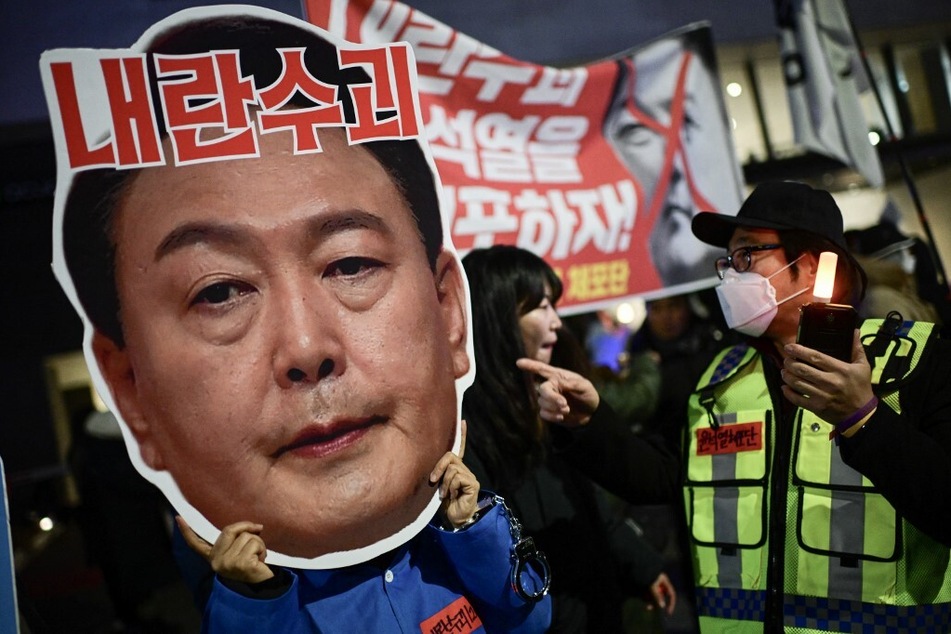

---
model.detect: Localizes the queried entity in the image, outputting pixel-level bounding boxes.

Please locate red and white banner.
[307,0,746,313]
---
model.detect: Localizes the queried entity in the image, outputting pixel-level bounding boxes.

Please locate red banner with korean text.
[306,0,746,313]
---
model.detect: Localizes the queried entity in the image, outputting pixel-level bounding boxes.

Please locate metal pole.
[843,0,949,289]
[745,56,775,160]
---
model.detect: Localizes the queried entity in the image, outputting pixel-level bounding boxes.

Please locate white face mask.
[716,255,809,337]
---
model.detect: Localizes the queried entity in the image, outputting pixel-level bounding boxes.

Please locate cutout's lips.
[274,415,387,459]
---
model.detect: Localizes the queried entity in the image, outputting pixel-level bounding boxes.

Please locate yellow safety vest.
[684,319,951,633]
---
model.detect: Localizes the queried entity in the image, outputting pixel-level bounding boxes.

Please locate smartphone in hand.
[796,303,857,362]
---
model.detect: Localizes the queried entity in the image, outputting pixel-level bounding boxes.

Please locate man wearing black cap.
[680,180,951,632]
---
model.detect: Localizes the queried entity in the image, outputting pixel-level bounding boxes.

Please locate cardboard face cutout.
[41,5,473,569]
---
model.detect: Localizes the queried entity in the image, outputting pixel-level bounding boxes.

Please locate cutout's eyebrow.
[154,209,394,262]
[310,209,392,243]
[155,223,249,261]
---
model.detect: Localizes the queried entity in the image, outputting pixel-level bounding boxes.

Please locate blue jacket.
[202,502,551,633]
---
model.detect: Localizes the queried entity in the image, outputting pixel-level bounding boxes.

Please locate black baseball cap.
[692,181,849,250]
[692,180,866,297]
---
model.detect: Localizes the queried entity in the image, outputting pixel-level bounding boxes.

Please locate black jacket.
[465,402,679,632]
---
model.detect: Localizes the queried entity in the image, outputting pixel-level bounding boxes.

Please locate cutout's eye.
[325,257,384,278]
[191,281,253,306]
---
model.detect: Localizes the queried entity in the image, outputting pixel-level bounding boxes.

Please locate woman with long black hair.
[461,245,680,632]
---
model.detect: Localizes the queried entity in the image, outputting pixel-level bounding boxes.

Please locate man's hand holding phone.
[780,330,876,431]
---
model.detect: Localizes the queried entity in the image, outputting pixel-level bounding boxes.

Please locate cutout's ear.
[91,332,166,470]
[433,250,470,379]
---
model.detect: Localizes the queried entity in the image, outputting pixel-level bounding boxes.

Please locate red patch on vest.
[696,421,763,456]
[419,596,483,634]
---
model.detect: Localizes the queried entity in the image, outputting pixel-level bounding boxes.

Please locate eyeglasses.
[715,244,782,279]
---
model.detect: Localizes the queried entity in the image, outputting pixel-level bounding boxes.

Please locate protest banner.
[307,0,747,312]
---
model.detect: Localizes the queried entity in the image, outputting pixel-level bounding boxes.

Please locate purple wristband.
[829,396,879,442]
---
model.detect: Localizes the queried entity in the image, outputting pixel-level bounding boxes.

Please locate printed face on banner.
[41,6,472,569]
[309,1,746,313]
[603,37,739,287]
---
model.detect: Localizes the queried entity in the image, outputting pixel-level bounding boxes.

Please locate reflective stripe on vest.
[685,319,950,629]
[696,587,951,633]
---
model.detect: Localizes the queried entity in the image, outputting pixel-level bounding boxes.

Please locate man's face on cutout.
[96,128,469,559]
